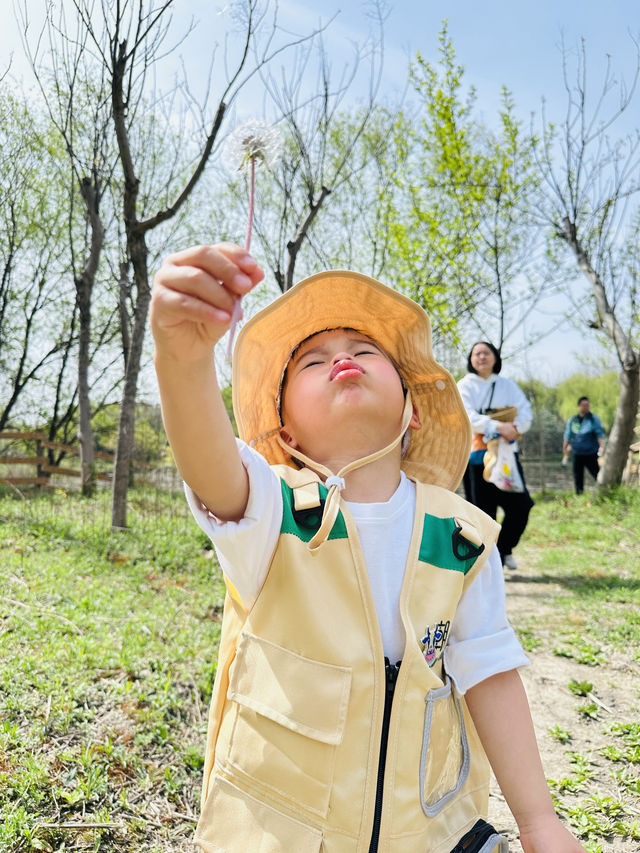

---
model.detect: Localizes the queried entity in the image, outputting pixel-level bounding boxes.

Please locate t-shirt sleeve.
[184,439,282,610]
[444,545,529,694]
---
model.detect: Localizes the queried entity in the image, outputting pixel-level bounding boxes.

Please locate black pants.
[463,456,534,559]
[572,452,599,494]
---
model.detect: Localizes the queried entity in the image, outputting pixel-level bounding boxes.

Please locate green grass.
[517,487,640,852]
[1,484,639,851]
[518,487,640,659]
[0,487,223,852]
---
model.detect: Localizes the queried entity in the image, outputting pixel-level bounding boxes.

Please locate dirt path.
[487,569,639,852]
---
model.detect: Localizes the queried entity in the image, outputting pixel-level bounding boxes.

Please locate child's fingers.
[156,262,237,315]
[166,244,264,297]
[153,281,233,328]
[214,242,264,279]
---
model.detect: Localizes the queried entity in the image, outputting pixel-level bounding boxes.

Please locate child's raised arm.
[150,243,264,521]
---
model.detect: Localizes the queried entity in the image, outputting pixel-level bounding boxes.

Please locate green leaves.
[380,24,542,348]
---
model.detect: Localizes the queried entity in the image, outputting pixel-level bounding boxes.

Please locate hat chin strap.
[276,392,414,551]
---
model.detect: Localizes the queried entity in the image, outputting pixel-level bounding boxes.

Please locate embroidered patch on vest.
[279,480,348,543]
[420,620,451,666]
[418,514,484,574]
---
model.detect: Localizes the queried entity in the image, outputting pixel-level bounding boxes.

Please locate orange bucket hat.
[232,270,471,491]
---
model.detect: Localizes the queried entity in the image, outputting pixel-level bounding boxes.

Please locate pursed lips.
[329,359,365,382]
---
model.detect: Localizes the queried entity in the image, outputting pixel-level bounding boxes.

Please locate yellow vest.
[195,466,500,853]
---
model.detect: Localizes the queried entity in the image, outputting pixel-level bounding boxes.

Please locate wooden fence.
[2,430,638,492]
[0,430,176,490]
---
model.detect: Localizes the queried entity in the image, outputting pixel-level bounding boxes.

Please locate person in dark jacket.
[562,397,605,494]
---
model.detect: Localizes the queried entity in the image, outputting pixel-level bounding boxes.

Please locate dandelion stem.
[245,157,255,252]
[226,158,256,361]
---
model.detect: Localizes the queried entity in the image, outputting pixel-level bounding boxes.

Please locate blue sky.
[4,0,638,379]
[264,0,640,122]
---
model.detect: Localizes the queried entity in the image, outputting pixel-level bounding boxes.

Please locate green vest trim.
[419,514,481,574]
[280,480,348,543]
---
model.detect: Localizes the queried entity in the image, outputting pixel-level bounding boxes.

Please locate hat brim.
[232,271,471,491]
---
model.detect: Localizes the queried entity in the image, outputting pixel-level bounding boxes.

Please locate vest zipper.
[368,658,400,853]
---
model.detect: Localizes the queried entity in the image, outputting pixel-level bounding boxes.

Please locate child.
[151,243,586,853]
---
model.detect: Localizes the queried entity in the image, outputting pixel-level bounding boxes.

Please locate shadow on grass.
[507,572,640,597]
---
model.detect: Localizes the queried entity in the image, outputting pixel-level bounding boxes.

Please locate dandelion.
[224,120,283,360]
[225,120,283,175]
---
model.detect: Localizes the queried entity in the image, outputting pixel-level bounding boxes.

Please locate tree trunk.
[598,363,640,487]
[283,186,331,291]
[538,404,545,493]
[111,231,149,530]
[559,218,640,486]
[118,260,131,371]
[77,177,103,497]
[77,280,96,496]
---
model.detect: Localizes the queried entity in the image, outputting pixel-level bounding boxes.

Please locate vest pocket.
[419,679,470,817]
[195,775,323,853]
[223,632,352,817]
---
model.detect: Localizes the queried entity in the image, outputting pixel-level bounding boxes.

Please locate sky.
[3,0,639,381]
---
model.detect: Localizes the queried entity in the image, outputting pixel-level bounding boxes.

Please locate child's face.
[279,329,409,461]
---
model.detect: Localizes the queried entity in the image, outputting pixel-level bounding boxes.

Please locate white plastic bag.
[485,437,524,493]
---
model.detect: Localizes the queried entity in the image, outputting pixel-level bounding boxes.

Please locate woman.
[457,341,534,571]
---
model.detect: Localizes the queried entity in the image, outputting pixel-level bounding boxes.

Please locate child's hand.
[519,813,587,853]
[150,243,264,363]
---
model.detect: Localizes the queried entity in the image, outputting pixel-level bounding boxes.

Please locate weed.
[549,751,595,793]
[611,767,640,795]
[553,636,604,666]
[516,627,541,652]
[548,724,572,744]
[568,679,593,697]
[602,721,640,763]
[577,702,600,720]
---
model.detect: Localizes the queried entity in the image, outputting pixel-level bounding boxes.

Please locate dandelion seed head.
[225,120,283,172]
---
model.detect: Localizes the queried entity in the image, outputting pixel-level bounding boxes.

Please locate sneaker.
[503,554,517,571]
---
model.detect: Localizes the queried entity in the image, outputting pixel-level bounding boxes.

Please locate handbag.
[450,819,509,852]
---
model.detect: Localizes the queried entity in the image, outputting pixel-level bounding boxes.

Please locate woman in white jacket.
[457,342,534,571]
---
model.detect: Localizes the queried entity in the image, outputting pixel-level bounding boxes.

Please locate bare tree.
[0,89,75,432]
[534,38,640,486]
[22,2,118,495]
[24,0,319,528]
[0,244,72,432]
[459,92,553,355]
[243,2,386,292]
[298,104,404,279]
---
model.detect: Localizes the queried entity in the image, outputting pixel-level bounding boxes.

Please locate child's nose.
[331,351,353,364]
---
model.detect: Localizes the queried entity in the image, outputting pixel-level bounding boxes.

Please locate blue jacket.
[564,413,604,455]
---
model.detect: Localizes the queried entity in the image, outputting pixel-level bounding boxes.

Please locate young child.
[151,243,586,853]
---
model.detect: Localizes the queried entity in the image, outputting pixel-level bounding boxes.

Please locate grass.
[515,486,640,853]
[0,484,639,851]
[0,486,223,852]
[517,487,640,660]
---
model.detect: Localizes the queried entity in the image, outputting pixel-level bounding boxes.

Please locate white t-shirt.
[186,440,529,694]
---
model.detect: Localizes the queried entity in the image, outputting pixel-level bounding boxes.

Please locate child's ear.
[279,427,298,450]
[409,402,422,430]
